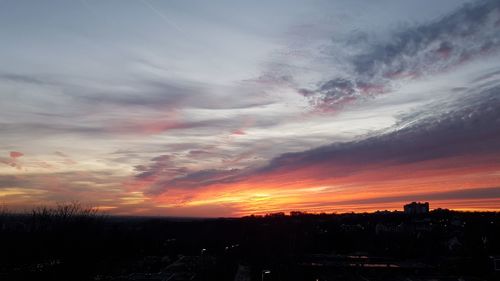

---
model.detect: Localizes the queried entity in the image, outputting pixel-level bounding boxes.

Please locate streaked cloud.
[299,0,500,111]
[0,0,499,216]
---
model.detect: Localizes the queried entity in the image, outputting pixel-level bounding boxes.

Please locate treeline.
[1,204,500,280]
[0,203,240,281]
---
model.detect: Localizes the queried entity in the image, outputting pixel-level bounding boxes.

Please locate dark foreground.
[1,206,500,281]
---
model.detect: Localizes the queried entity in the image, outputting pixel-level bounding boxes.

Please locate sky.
[1,0,500,217]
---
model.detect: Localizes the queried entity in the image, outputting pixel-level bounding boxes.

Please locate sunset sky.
[1,0,500,217]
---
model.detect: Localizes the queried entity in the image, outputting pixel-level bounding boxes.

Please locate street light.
[200,248,207,281]
[261,269,271,281]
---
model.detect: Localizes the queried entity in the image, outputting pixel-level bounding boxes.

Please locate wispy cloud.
[1,0,499,216]
[299,0,500,111]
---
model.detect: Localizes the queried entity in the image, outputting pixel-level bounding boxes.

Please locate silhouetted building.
[404,202,429,215]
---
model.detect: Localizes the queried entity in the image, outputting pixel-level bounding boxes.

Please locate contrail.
[139,0,221,71]
[140,0,183,33]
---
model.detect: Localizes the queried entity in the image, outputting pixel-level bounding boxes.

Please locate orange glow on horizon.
[137,152,500,217]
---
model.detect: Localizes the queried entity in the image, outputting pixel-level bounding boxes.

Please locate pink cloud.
[54,151,68,157]
[10,151,24,159]
[231,129,246,135]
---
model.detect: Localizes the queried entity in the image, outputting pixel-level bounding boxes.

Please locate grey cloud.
[0,117,248,138]
[0,171,128,208]
[0,71,189,110]
[302,0,500,110]
[74,80,189,110]
[139,79,500,195]
[0,175,36,188]
[135,155,188,180]
[300,78,358,111]
[70,75,276,111]
[335,186,500,206]
[0,157,19,169]
[1,68,275,120]
[157,169,241,189]
[146,168,244,195]
[265,85,500,173]
[472,69,500,83]
[0,170,119,190]
[353,0,499,76]
[0,73,52,86]
[0,122,108,137]
[0,151,24,170]
[135,153,245,195]
[188,150,214,157]
[0,72,283,141]
[54,151,69,158]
